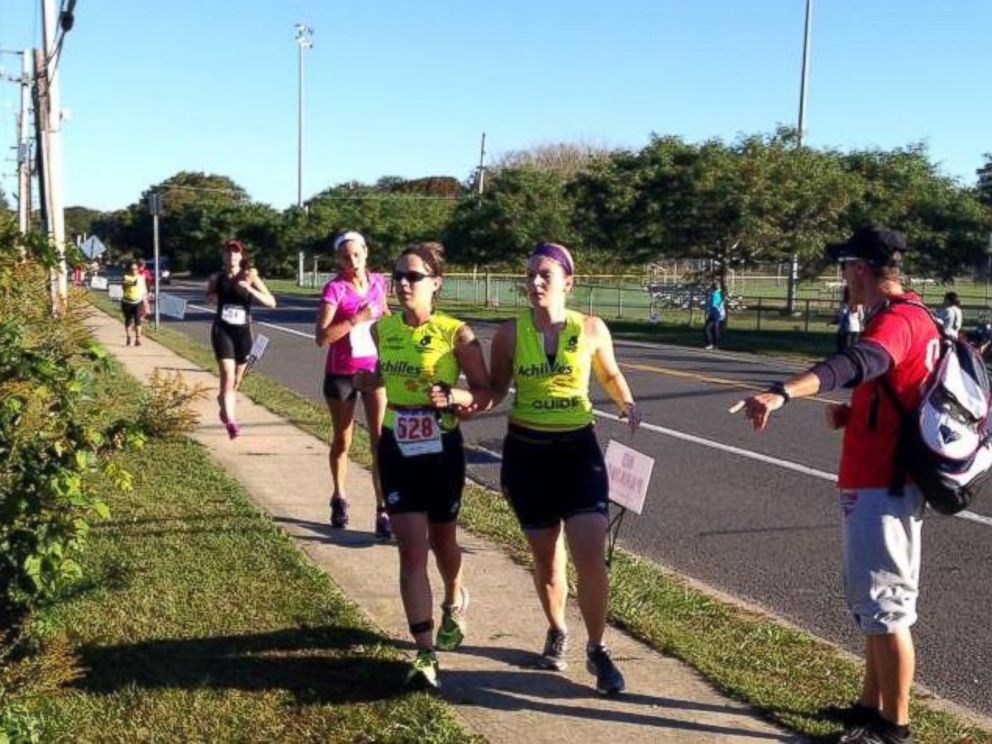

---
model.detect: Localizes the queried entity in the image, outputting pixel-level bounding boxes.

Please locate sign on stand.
[238,334,270,389]
[108,284,123,301]
[157,293,188,320]
[603,440,655,565]
[90,276,108,290]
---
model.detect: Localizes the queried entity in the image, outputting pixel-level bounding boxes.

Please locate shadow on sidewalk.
[444,668,800,741]
[70,626,410,704]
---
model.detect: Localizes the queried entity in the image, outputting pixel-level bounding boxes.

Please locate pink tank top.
[320,272,388,375]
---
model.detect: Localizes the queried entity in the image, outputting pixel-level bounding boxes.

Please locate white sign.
[81,235,106,259]
[247,334,269,362]
[108,284,123,301]
[90,276,108,290]
[157,292,188,320]
[604,440,654,514]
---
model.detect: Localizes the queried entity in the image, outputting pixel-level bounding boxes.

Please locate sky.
[0,0,990,212]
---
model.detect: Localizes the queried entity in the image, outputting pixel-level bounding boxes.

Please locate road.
[155,281,992,718]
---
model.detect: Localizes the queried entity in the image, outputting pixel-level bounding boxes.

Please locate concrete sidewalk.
[88,309,799,743]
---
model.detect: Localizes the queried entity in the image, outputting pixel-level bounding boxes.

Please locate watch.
[768,381,791,403]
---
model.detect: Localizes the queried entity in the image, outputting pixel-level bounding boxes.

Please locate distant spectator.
[703,281,726,350]
[936,291,962,339]
[836,287,865,352]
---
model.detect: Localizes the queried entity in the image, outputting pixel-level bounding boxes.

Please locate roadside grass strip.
[89,297,992,743]
[15,347,473,742]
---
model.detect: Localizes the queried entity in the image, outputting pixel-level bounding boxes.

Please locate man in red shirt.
[731,226,938,744]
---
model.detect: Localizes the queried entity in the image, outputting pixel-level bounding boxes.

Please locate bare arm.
[487,319,516,409]
[589,316,635,416]
[240,269,276,308]
[314,301,350,347]
[430,324,492,415]
[205,274,218,305]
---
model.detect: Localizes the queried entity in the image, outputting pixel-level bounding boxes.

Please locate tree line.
[64,129,992,281]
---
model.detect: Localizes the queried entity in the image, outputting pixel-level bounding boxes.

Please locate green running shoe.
[405,649,441,689]
[436,587,470,651]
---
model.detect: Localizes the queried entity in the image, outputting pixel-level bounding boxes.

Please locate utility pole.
[36,0,68,306]
[477,132,487,197]
[787,0,813,315]
[17,49,31,236]
[149,193,162,329]
[295,24,313,209]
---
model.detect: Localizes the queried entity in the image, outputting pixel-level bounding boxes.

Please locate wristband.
[768,381,791,403]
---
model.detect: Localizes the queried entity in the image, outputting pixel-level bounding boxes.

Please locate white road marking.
[189,306,992,528]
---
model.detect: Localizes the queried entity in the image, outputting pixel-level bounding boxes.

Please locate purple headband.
[530,242,574,276]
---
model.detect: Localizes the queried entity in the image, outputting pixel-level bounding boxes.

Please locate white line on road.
[188,310,992,528]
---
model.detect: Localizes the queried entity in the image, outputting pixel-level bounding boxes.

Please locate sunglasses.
[392,270,432,284]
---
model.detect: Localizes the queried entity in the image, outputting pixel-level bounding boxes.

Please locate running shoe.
[586,644,625,696]
[135,338,142,346]
[126,336,132,346]
[374,509,392,540]
[436,587,469,651]
[225,420,241,440]
[405,649,441,690]
[838,721,912,744]
[538,627,568,671]
[329,495,349,528]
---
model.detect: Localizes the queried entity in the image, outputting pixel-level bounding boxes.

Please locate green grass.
[92,297,992,743]
[10,339,474,743]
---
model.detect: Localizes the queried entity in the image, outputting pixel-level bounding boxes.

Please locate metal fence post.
[588,287,594,315]
[688,291,695,327]
[756,296,762,331]
[617,286,623,319]
[804,299,811,333]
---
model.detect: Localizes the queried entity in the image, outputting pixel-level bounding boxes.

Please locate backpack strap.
[876,374,910,497]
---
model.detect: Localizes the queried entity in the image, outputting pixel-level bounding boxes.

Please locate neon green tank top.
[122,274,144,303]
[377,311,464,431]
[510,309,593,430]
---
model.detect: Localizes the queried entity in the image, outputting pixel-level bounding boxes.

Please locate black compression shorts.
[323,373,359,402]
[378,426,465,523]
[500,423,610,531]
[211,321,253,365]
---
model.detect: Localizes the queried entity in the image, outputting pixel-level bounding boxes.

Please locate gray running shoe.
[329,495,349,528]
[538,628,568,671]
[586,644,625,696]
[838,722,912,744]
[374,509,392,540]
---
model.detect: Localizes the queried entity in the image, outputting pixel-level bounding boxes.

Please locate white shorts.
[839,486,924,635]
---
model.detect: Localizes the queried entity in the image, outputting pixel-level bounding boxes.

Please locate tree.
[445,167,581,267]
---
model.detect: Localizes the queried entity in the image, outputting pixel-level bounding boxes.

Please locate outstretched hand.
[728,392,785,431]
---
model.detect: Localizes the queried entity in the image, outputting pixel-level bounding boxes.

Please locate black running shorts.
[500,423,610,531]
[323,373,359,402]
[121,300,142,327]
[378,425,465,523]
[211,321,253,365]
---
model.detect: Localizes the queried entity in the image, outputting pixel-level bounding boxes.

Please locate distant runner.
[489,241,641,696]
[357,241,491,689]
[206,239,276,439]
[314,230,391,537]
[120,259,147,347]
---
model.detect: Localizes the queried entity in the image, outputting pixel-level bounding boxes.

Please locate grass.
[8,336,474,743]
[89,295,992,743]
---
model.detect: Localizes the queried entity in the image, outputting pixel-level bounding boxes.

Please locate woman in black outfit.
[206,239,276,438]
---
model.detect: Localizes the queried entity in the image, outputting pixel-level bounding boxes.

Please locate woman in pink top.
[314,230,391,538]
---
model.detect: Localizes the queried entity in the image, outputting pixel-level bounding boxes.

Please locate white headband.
[333,230,366,251]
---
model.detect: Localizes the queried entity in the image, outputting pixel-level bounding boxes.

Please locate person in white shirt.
[937,291,963,339]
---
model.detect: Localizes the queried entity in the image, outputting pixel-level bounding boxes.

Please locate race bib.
[350,320,376,357]
[394,409,442,457]
[221,305,247,326]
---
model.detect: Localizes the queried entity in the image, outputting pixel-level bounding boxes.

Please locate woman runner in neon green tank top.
[356,241,491,690]
[489,242,641,696]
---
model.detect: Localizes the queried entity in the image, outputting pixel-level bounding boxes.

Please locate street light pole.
[295,24,313,210]
[787,0,812,315]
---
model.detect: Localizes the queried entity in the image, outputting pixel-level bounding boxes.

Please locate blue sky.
[1,0,989,212]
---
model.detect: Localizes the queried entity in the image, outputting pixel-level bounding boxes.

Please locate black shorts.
[323,373,358,401]
[211,321,253,365]
[378,426,465,523]
[121,301,142,326]
[500,423,609,531]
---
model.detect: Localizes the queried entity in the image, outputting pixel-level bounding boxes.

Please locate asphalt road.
[153,281,992,717]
